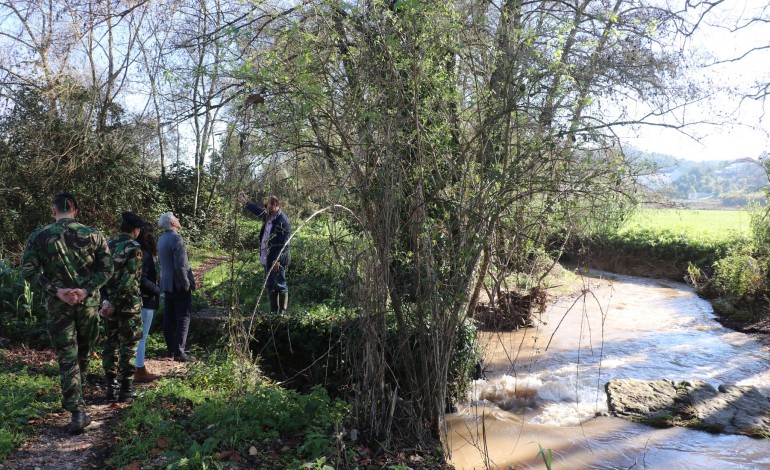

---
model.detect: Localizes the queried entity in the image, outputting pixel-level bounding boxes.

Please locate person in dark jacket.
[157,212,195,362]
[134,221,161,382]
[238,194,291,313]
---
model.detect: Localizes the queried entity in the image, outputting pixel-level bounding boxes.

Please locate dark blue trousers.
[163,289,191,357]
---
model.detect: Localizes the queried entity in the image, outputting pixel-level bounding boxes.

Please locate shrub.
[712,251,765,302]
[107,353,348,469]
[0,262,48,346]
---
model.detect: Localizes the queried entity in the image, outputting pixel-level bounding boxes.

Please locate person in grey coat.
[157,212,195,362]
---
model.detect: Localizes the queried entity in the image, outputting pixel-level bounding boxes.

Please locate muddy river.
[447,272,770,469]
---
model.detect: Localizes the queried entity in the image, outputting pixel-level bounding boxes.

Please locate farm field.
[592,208,753,268]
[620,208,752,239]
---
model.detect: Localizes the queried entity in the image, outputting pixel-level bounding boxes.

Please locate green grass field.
[595,208,753,267]
[620,209,752,239]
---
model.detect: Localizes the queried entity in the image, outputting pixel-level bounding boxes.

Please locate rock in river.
[605,378,770,438]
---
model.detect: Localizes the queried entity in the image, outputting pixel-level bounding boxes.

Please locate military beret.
[121,211,144,229]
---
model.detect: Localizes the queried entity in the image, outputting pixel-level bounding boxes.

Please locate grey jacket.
[158,229,195,293]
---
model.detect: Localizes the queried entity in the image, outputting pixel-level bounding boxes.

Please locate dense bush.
[250,305,481,406]
[0,83,165,255]
[712,250,766,302]
[158,163,233,245]
[250,304,353,392]
[597,227,741,268]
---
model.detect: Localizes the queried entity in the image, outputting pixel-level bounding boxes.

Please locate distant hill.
[625,148,768,207]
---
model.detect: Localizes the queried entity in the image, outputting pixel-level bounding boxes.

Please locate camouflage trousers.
[102,308,142,380]
[48,302,99,413]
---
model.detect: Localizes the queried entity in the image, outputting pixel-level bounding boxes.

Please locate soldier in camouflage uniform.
[20,193,113,434]
[101,211,144,403]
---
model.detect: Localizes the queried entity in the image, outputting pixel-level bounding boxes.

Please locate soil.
[714,307,770,344]
[571,250,689,282]
[192,255,229,308]
[192,255,229,292]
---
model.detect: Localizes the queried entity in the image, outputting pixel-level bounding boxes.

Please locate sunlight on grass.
[622,209,751,239]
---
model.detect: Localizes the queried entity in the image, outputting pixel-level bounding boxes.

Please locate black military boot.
[68,409,91,434]
[268,290,279,313]
[277,291,288,314]
[105,374,119,401]
[118,379,137,403]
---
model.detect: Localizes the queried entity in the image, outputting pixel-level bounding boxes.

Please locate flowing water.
[447,272,770,469]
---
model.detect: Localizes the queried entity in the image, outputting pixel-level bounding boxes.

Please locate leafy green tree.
[0,82,162,255]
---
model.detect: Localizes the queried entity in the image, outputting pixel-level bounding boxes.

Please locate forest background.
[3,0,770,468]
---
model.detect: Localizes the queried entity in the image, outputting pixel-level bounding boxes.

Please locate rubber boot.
[134,366,160,383]
[269,290,279,313]
[277,291,288,314]
[69,409,91,434]
[118,379,137,403]
[105,374,119,401]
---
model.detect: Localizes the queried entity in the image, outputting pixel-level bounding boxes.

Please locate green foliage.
[201,219,356,309]
[750,205,770,256]
[535,444,554,470]
[250,304,355,392]
[712,251,765,302]
[0,261,48,347]
[0,82,164,254]
[599,227,740,267]
[0,361,60,462]
[251,304,480,403]
[594,209,748,267]
[288,223,353,304]
[159,163,232,245]
[108,353,347,469]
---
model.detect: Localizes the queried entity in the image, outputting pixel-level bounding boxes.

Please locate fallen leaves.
[216,450,242,462]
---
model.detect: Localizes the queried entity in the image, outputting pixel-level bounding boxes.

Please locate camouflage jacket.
[20,218,113,307]
[104,233,143,310]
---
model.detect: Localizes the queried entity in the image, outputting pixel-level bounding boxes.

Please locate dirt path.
[0,357,186,470]
[192,254,230,309]
[192,254,229,290]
